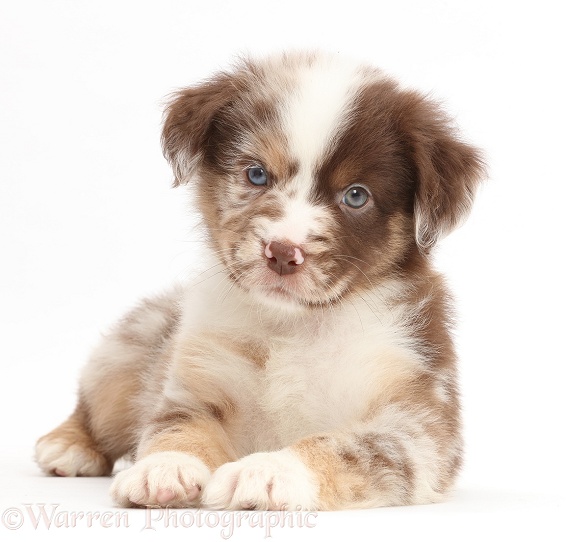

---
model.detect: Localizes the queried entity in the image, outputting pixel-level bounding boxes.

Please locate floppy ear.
[405,93,486,251]
[161,74,235,186]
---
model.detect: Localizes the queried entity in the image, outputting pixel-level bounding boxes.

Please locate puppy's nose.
[265,241,305,276]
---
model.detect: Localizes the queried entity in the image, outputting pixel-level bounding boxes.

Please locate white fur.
[283,55,364,177]
[35,439,105,477]
[110,451,211,507]
[177,269,426,451]
[263,192,330,247]
[202,449,319,510]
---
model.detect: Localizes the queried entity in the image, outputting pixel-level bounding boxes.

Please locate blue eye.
[342,186,370,209]
[247,166,268,186]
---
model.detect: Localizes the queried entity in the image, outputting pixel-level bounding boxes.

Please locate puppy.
[35,51,485,510]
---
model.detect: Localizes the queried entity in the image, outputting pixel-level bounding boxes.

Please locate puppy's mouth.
[262,280,306,302]
[229,261,346,309]
[258,277,347,308]
[255,272,306,303]
[225,262,312,307]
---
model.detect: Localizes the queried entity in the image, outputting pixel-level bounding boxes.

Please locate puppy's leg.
[35,288,182,478]
[110,413,238,508]
[110,331,256,508]
[291,402,461,509]
[203,388,461,510]
[35,402,113,476]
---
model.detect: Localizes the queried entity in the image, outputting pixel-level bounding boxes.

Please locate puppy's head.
[162,52,485,310]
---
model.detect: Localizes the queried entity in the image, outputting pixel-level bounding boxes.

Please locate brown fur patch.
[181,331,269,371]
[161,72,242,186]
[294,436,366,509]
[243,131,298,184]
[394,89,486,250]
[293,432,415,508]
[36,403,113,476]
[139,416,237,470]
[230,336,270,369]
[81,374,143,460]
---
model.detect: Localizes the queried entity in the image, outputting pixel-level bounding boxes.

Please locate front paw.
[110,451,211,508]
[202,449,319,511]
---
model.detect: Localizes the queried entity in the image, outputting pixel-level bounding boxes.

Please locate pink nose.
[265,241,305,276]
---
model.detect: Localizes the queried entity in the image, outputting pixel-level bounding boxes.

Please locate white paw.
[110,451,211,508]
[35,438,110,476]
[202,449,319,511]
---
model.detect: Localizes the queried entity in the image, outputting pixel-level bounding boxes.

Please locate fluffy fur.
[35,51,485,510]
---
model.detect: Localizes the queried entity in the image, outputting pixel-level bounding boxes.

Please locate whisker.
[333,255,395,313]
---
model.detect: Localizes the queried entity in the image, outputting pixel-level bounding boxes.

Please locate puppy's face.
[162,53,484,310]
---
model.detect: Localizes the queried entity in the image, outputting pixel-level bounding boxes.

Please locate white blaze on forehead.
[283,55,364,179]
[261,56,366,245]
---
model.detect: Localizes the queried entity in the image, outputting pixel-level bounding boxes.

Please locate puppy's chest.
[254,324,406,443]
[180,282,421,445]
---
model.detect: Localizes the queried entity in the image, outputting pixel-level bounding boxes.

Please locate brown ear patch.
[399,91,486,250]
[161,73,237,186]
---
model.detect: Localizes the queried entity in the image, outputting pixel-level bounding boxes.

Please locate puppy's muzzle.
[264,241,305,276]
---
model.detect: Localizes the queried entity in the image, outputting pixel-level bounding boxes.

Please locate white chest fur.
[260,305,424,445]
[178,271,426,452]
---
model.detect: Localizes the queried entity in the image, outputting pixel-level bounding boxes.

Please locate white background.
[1,0,565,540]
